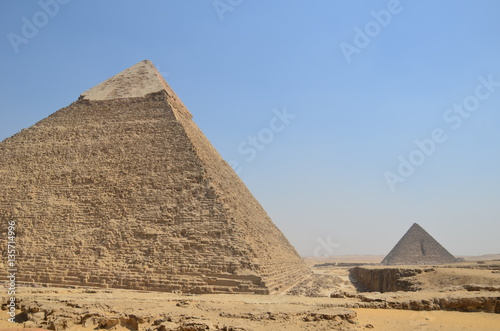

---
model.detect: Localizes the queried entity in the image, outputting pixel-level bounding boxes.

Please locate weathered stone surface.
[464,284,500,292]
[0,287,361,331]
[0,60,310,294]
[350,267,426,293]
[351,295,500,313]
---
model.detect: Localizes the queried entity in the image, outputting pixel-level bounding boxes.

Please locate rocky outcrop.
[351,295,500,313]
[464,284,500,292]
[286,274,344,297]
[342,265,500,313]
[349,267,429,293]
[0,288,359,331]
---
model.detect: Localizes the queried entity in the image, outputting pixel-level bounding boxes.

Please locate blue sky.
[1,0,499,256]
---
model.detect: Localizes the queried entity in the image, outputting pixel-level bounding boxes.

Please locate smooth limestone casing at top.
[0,60,310,294]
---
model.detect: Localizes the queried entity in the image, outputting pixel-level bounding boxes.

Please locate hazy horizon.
[1,1,499,257]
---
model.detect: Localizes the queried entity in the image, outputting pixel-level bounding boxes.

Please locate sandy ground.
[2,288,359,331]
[2,307,500,331]
[1,256,499,330]
[354,308,500,331]
[2,284,500,331]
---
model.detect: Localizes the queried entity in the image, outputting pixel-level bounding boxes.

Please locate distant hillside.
[302,255,384,267]
[458,254,500,261]
[302,254,500,267]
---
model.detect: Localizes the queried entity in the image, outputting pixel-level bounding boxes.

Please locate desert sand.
[2,304,500,331]
[2,257,499,330]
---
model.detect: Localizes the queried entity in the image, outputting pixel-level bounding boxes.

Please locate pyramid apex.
[80,60,170,101]
[409,222,425,231]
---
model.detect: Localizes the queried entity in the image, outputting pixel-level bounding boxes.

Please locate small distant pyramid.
[381,223,456,265]
[0,60,310,294]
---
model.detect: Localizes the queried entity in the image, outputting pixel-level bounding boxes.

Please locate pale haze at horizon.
[0,1,499,257]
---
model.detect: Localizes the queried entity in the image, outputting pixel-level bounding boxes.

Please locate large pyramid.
[381,223,456,265]
[0,60,310,294]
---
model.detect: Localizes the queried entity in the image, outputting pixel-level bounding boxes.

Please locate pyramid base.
[14,266,310,295]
